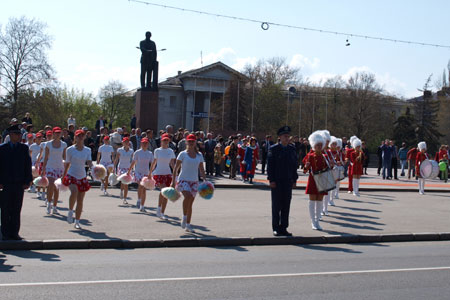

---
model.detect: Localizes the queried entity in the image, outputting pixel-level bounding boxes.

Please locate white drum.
[332,165,346,181]
[420,159,440,179]
[313,168,336,193]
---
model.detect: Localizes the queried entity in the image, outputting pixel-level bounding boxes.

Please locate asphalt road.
[1,241,450,299]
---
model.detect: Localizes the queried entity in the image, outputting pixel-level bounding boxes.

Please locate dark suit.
[0,142,32,239]
[95,119,108,134]
[267,143,298,233]
[260,140,274,174]
[204,139,217,175]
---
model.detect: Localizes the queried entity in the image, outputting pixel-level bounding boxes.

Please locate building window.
[159,97,165,105]
[170,96,177,108]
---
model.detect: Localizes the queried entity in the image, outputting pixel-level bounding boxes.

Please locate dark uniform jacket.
[0,142,33,185]
[267,143,299,183]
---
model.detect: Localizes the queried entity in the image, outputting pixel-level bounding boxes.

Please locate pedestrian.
[41,127,67,215]
[362,141,370,175]
[171,134,206,233]
[204,133,216,176]
[303,131,326,231]
[228,136,239,180]
[130,114,137,129]
[128,137,154,212]
[415,142,428,195]
[97,136,114,196]
[238,138,249,182]
[243,138,259,184]
[267,126,298,236]
[0,124,33,240]
[407,146,418,179]
[67,114,76,128]
[22,112,32,125]
[114,137,134,204]
[63,130,93,229]
[150,133,176,220]
[350,137,364,197]
[214,143,223,177]
[95,116,108,134]
[260,135,274,174]
[398,142,408,176]
[390,140,399,180]
[380,139,392,179]
[377,140,384,175]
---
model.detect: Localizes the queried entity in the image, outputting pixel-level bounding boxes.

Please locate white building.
[157,61,247,132]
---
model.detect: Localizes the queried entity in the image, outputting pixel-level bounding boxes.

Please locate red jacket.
[407,148,418,160]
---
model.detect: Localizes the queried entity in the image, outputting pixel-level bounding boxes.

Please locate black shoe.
[2,236,10,241]
[280,230,293,237]
[10,235,23,241]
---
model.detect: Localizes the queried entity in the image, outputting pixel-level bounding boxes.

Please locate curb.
[1,232,449,251]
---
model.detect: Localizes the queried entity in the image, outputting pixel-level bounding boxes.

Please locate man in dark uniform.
[267,126,298,236]
[0,124,32,240]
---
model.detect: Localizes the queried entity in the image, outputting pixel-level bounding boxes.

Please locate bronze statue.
[140,31,158,91]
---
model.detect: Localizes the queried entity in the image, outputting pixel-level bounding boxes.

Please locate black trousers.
[0,184,24,239]
[377,156,382,174]
[205,153,215,175]
[261,153,268,174]
[271,180,293,232]
[391,157,398,179]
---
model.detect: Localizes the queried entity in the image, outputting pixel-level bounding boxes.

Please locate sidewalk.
[206,167,450,191]
[1,181,449,250]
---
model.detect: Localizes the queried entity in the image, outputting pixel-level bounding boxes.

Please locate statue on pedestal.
[139,31,158,91]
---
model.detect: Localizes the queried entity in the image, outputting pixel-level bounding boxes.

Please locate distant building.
[157,61,247,132]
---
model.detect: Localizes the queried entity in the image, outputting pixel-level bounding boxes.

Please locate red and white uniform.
[152,147,175,188]
[45,141,67,179]
[415,152,428,178]
[175,151,204,197]
[350,150,365,176]
[63,145,91,192]
[303,151,328,195]
[117,147,134,175]
[98,144,114,169]
[132,149,154,182]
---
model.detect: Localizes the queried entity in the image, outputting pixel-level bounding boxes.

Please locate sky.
[1,0,449,99]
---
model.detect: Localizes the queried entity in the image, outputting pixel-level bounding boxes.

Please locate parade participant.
[415,142,428,195]
[171,134,206,233]
[238,138,249,182]
[345,136,357,193]
[114,137,134,204]
[35,130,53,200]
[128,137,154,212]
[303,131,327,230]
[41,127,67,214]
[96,136,114,195]
[318,130,333,216]
[333,138,344,200]
[328,136,343,206]
[0,124,33,240]
[63,130,93,229]
[25,133,34,147]
[150,133,176,220]
[243,138,259,184]
[407,146,418,179]
[267,126,298,236]
[350,137,364,197]
[28,132,43,193]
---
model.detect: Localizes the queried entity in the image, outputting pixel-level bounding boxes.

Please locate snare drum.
[313,168,336,193]
[332,165,346,181]
[420,159,440,179]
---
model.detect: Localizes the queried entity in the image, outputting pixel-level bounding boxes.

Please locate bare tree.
[0,16,53,116]
[99,81,134,129]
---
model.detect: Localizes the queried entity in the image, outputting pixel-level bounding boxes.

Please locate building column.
[185,91,194,131]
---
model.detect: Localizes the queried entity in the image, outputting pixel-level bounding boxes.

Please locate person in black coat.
[95,116,108,134]
[267,126,298,237]
[0,125,33,240]
[260,135,274,174]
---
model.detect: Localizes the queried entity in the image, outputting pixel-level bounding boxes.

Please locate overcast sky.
[2,0,449,98]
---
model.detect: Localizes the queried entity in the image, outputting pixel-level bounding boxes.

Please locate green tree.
[98,81,134,129]
[393,107,416,147]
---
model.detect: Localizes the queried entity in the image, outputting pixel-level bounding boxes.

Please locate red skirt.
[305,173,328,195]
[352,161,363,176]
[153,174,172,188]
[62,175,91,192]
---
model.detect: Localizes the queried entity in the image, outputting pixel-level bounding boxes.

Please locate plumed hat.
[329,136,338,146]
[308,131,326,149]
[351,137,362,149]
[319,130,331,143]
[418,141,427,151]
[336,138,343,149]
[349,135,357,144]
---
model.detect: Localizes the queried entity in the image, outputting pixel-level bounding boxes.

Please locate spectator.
[390,140,399,180]
[362,141,370,175]
[146,129,157,152]
[95,116,108,134]
[214,144,223,177]
[260,135,274,174]
[377,140,384,175]
[130,114,137,129]
[204,133,216,176]
[177,131,189,155]
[22,112,32,125]
[130,128,142,151]
[84,131,96,161]
[398,142,408,176]
[67,114,76,128]
[68,124,75,141]
[381,139,392,180]
[62,128,73,146]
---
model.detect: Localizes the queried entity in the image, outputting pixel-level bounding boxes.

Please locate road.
[1,241,450,299]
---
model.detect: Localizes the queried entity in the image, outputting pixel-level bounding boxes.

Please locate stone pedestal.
[136,90,159,131]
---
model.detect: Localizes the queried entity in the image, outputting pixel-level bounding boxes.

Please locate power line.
[128,0,450,49]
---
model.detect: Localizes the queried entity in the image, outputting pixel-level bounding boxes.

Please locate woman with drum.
[415,142,429,195]
[303,131,327,230]
[329,137,343,205]
[350,137,364,197]
[318,130,333,217]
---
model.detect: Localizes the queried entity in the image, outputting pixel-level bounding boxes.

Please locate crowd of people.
[0,112,449,240]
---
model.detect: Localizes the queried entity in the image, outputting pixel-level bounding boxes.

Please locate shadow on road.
[297,244,363,254]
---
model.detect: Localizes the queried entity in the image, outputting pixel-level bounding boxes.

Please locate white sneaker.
[46,203,51,214]
[311,221,318,230]
[136,199,141,208]
[139,207,146,213]
[156,210,162,218]
[329,199,335,206]
[353,192,358,196]
[103,190,108,196]
[74,222,81,229]
[122,199,128,205]
[181,218,187,229]
[419,191,425,195]
[315,221,323,231]
[52,206,58,214]
[37,194,42,200]
[347,191,352,194]
[322,211,329,216]
[67,211,74,224]
[185,224,195,233]
[161,214,168,220]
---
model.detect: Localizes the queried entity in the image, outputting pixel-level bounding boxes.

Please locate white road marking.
[1,266,450,287]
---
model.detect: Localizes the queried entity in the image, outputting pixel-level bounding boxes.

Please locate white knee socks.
[334,182,340,198]
[323,194,329,214]
[309,200,316,223]
[353,178,360,195]
[418,178,425,194]
[315,201,323,222]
